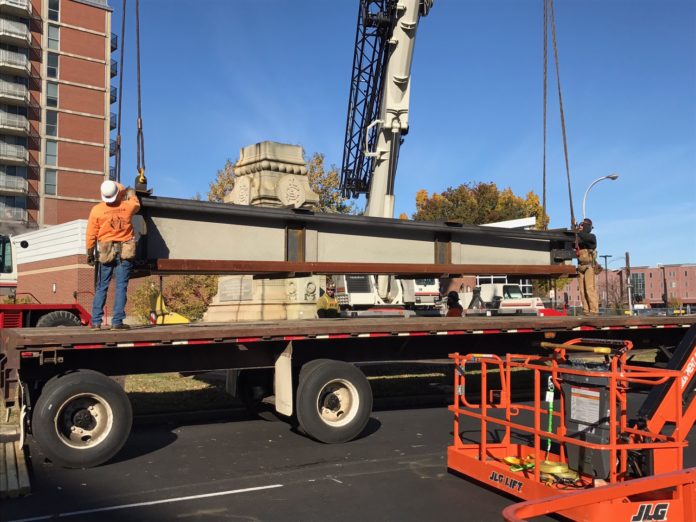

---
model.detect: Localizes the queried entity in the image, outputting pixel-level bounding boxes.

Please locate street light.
[599,254,612,310]
[582,174,619,219]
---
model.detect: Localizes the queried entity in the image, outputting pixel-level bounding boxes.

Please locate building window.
[46,82,58,107]
[48,25,59,51]
[649,272,652,278]
[45,140,57,165]
[46,110,57,136]
[48,0,60,22]
[47,53,58,78]
[686,271,689,277]
[44,169,56,195]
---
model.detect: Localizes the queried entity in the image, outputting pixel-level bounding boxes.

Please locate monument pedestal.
[203,142,323,323]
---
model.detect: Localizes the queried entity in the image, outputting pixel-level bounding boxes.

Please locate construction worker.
[317,279,340,318]
[576,217,599,315]
[445,290,464,317]
[86,180,140,330]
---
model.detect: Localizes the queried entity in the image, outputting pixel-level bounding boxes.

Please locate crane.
[337,0,432,310]
[340,0,432,219]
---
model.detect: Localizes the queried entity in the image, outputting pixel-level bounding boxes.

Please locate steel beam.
[152,259,577,277]
[136,196,576,276]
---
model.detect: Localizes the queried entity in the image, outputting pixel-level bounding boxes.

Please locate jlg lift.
[447,325,696,521]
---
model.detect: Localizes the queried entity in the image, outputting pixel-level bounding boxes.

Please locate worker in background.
[86,180,141,330]
[317,279,340,318]
[445,290,464,317]
[576,217,599,315]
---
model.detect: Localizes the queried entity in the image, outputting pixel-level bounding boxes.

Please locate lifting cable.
[134,0,147,189]
[542,0,576,228]
[114,0,126,183]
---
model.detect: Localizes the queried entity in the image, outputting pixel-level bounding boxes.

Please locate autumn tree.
[208,159,236,203]
[412,182,548,229]
[306,153,354,213]
[129,275,220,323]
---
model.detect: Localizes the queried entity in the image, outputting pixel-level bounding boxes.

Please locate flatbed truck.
[1,314,693,468]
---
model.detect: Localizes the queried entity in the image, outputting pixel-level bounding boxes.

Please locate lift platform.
[448,325,696,521]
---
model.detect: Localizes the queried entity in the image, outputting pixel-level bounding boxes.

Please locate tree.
[129,275,219,323]
[412,182,549,228]
[208,159,236,203]
[306,153,354,214]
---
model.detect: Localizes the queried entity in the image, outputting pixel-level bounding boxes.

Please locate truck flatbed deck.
[3,315,694,350]
[2,314,694,470]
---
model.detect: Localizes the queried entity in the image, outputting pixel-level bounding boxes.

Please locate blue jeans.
[91,254,133,326]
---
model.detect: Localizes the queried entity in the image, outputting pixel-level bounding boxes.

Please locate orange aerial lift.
[447,325,696,521]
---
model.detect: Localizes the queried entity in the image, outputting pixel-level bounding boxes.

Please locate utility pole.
[660,264,669,308]
[625,252,633,315]
[599,254,612,310]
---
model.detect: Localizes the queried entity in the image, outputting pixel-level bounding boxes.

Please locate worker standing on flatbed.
[317,280,340,318]
[86,180,141,330]
[576,217,599,315]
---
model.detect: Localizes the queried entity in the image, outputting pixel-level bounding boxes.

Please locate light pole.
[582,174,619,219]
[599,254,612,310]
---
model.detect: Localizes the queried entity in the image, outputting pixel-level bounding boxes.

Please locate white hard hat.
[100,180,119,203]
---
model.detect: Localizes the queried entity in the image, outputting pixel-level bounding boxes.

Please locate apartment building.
[0,0,115,233]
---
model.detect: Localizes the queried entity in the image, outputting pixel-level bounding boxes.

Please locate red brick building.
[0,0,115,232]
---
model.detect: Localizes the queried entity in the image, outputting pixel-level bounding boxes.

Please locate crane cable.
[543,0,576,228]
[114,0,126,183]
[135,0,146,186]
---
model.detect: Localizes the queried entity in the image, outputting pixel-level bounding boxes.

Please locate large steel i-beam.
[136,196,577,278]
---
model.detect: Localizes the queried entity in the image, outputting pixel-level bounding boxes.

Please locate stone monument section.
[204,142,323,322]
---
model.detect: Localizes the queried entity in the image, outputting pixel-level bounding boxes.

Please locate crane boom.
[340,0,431,218]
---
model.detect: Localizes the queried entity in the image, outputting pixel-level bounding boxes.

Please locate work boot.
[110,323,130,330]
[89,324,102,331]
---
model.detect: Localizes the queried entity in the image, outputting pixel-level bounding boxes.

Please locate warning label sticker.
[570,387,600,424]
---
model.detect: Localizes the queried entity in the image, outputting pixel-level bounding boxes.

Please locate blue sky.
[112,0,695,267]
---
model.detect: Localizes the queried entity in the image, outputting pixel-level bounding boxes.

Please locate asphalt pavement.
[1,405,514,522]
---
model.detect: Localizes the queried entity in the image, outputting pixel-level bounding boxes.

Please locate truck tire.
[32,370,132,468]
[296,360,372,444]
[36,310,81,327]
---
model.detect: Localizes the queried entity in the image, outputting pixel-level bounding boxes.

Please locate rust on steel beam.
[152,259,577,277]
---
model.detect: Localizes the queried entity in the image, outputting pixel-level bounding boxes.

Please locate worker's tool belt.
[577,248,595,265]
[120,239,136,261]
[97,239,136,264]
[97,241,116,264]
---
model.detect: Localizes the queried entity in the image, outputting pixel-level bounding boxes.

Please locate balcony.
[0,0,31,17]
[0,79,27,104]
[110,58,117,78]
[0,110,28,134]
[111,32,118,52]
[0,173,27,195]
[0,49,28,75]
[110,111,117,130]
[0,18,29,46]
[109,139,116,156]
[0,142,27,164]
[0,205,27,223]
[110,85,117,104]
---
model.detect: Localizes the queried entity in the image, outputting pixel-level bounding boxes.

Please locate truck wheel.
[32,370,132,468]
[296,360,372,444]
[36,310,81,327]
